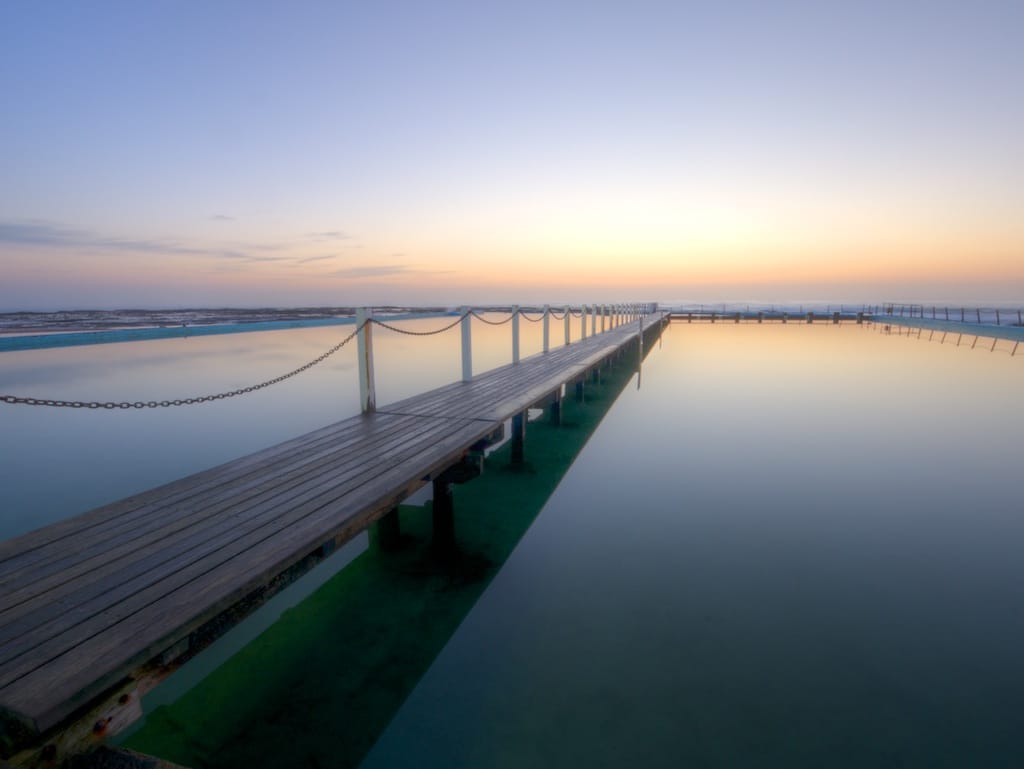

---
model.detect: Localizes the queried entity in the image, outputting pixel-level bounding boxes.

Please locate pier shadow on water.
[121,342,651,769]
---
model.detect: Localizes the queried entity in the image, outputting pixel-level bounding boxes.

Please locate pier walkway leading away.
[0,309,667,764]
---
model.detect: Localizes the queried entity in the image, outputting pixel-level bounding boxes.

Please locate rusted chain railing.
[1,322,365,409]
[2,304,658,411]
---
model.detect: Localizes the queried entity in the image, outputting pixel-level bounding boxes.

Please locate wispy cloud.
[210,214,235,221]
[308,230,352,241]
[330,264,411,278]
[0,220,284,263]
[296,254,337,264]
[327,264,454,279]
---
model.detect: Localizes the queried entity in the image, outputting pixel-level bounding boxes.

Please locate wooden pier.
[0,308,667,765]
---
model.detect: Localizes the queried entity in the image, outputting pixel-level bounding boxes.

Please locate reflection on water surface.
[362,322,1024,769]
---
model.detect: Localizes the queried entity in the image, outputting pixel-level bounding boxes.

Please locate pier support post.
[512,306,520,364]
[543,305,550,352]
[461,308,472,382]
[565,308,571,345]
[356,308,376,413]
[550,388,562,425]
[591,306,597,336]
[431,477,455,556]
[575,378,585,402]
[582,306,588,339]
[511,410,526,465]
[376,507,401,551]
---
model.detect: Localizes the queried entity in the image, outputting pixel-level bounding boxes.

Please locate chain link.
[371,313,467,335]
[470,310,516,326]
[0,322,365,409]
[518,310,545,322]
[548,309,568,321]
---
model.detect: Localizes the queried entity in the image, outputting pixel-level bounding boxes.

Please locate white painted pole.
[582,305,588,339]
[543,305,550,353]
[564,307,571,345]
[356,307,376,413]
[600,305,606,333]
[590,306,596,336]
[461,307,472,382]
[512,306,520,364]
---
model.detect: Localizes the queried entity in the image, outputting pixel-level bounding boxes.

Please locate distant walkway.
[875,315,1024,342]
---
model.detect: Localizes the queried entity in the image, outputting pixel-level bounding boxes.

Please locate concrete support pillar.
[376,507,401,551]
[511,411,526,465]
[432,477,455,556]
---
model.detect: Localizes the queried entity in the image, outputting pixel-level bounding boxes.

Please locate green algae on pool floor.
[122,346,648,769]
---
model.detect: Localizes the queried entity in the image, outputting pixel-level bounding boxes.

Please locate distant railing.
[667,308,869,324]
[881,304,1024,326]
[874,321,1022,357]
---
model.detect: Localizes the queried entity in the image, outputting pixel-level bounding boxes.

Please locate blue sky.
[1,1,1022,309]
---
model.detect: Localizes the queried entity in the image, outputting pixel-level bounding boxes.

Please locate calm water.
[3,320,1023,766]
[362,323,1024,768]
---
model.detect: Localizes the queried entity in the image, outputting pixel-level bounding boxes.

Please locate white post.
[512,306,520,364]
[600,305,606,333]
[582,305,588,339]
[564,307,571,345]
[356,307,376,413]
[543,305,550,353]
[461,307,472,382]
[590,306,596,336]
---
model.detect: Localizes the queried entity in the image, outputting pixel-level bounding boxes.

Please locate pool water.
[4,319,1023,767]
[360,322,1024,768]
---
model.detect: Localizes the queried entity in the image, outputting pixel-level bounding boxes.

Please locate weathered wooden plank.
[0,415,486,675]
[0,418,357,565]
[1,418,493,731]
[0,413,435,601]
[0,411,471,647]
[380,340,623,420]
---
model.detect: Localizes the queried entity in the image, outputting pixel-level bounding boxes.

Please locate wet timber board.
[0,314,666,740]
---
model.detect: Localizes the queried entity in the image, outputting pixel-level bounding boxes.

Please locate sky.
[1,0,1022,310]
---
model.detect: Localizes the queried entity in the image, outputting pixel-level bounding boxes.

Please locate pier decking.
[0,311,667,762]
